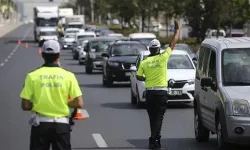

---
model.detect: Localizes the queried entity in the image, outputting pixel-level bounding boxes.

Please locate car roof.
[141,50,189,56]
[114,40,142,44]
[87,37,120,42]
[66,28,79,31]
[129,33,156,38]
[202,37,250,51]
[77,32,96,35]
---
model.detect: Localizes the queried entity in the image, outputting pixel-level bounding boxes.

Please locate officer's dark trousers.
[146,90,168,139]
[30,122,71,150]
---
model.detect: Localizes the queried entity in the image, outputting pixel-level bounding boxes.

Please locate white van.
[205,29,226,39]
[128,33,156,46]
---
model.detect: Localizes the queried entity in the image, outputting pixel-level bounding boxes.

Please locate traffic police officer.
[20,40,83,150]
[136,20,179,149]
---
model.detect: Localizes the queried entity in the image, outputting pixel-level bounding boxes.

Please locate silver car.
[194,37,250,150]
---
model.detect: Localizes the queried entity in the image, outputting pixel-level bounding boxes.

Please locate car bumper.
[92,61,103,70]
[108,68,133,81]
[226,116,250,144]
[140,84,194,102]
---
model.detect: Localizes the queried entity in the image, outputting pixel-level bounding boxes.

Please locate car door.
[199,46,212,128]
[131,54,141,95]
[203,47,217,131]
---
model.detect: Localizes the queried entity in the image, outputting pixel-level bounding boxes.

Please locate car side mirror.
[201,77,213,87]
[101,53,109,57]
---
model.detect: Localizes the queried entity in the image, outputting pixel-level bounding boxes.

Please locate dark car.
[101,40,148,86]
[84,37,120,73]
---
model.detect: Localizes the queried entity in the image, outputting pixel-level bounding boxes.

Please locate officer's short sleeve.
[161,47,172,60]
[69,74,82,99]
[20,74,33,100]
[136,62,144,76]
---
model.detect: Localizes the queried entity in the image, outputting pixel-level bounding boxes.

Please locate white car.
[38,27,58,47]
[107,33,124,38]
[128,32,156,47]
[61,33,76,49]
[130,50,196,107]
[78,40,89,65]
[65,28,80,34]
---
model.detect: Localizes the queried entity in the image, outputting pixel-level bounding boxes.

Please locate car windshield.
[66,30,78,33]
[40,31,57,36]
[143,54,194,69]
[65,34,75,38]
[168,55,194,69]
[111,44,147,56]
[89,41,112,52]
[131,38,154,46]
[223,48,250,86]
[77,35,95,39]
[68,25,83,28]
[211,31,224,36]
[163,44,193,54]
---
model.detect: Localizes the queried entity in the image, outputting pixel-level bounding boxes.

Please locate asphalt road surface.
[0,24,219,150]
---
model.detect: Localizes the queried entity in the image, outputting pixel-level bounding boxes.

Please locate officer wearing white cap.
[136,20,179,149]
[20,40,83,150]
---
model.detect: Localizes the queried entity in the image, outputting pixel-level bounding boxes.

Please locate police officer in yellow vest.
[20,40,83,150]
[136,20,179,149]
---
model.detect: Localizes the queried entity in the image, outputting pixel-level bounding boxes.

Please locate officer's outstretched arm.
[169,20,179,50]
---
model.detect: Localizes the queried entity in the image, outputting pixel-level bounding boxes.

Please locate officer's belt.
[37,114,69,124]
[146,87,168,91]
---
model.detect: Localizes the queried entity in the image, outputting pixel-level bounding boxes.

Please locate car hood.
[108,56,138,63]
[64,38,75,42]
[168,69,195,81]
[40,36,57,40]
[224,86,250,101]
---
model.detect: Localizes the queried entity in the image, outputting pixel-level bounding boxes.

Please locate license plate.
[125,72,131,76]
[170,90,182,95]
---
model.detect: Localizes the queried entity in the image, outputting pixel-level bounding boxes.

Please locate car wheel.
[130,82,137,104]
[217,117,231,150]
[136,85,143,108]
[194,108,210,142]
[85,65,92,74]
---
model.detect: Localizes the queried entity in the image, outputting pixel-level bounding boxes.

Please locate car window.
[168,55,194,69]
[201,47,211,77]
[208,50,216,81]
[136,55,141,69]
[111,44,147,56]
[40,31,57,36]
[65,35,75,38]
[89,41,112,52]
[222,48,250,85]
[78,35,95,39]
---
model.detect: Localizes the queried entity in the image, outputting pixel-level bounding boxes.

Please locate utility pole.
[90,0,94,22]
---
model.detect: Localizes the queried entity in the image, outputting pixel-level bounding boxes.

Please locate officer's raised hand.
[169,20,180,50]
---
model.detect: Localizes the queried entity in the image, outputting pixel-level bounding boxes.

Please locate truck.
[59,8,74,28]
[65,15,85,29]
[33,6,59,42]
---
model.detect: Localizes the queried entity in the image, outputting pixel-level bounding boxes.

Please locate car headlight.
[89,53,96,59]
[188,79,195,85]
[54,37,58,40]
[233,99,250,116]
[108,61,119,66]
[40,37,43,40]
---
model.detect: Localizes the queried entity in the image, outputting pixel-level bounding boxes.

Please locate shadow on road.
[127,138,217,150]
[166,103,193,109]
[101,102,137,110]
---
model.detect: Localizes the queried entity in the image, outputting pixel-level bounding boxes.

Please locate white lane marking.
[0,26,32,68]
[92,133,108,148]
[82,109,90,118]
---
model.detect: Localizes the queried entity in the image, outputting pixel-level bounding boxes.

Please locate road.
[0,24,217,150]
